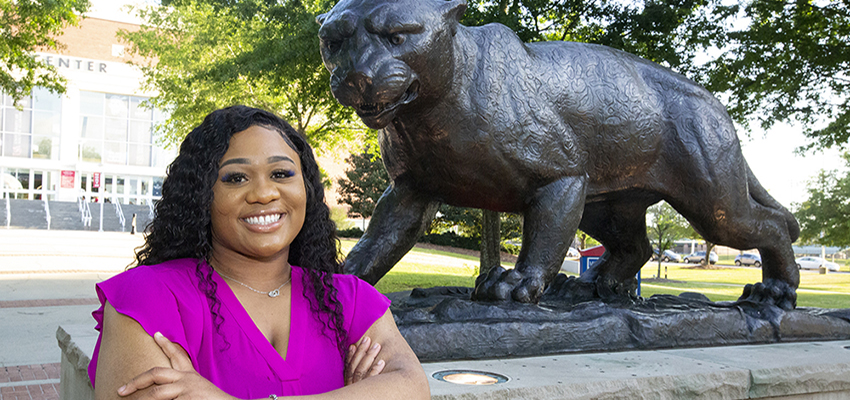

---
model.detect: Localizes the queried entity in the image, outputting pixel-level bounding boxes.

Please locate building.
[1,8,176,206]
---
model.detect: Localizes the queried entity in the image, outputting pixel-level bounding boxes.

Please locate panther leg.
[344,179,440,285]
[667,167,799,310]
[575,195,657,301]
[472,175,586,303]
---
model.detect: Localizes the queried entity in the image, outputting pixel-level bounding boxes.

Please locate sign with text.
[92,172,101,189]
[61,170,75,189]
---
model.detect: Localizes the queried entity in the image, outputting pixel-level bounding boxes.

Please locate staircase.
[2,199,155,232]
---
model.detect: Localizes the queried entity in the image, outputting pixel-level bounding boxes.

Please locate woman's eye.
[389,33,404,45]
[272,169,295,179]
[221,173,247,184]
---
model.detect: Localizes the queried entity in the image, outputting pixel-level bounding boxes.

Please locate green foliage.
[119,0,362,149]
[337,227,364,238]
[646,201,694,273]
[329,206,353,230]
[418,231,481,251]
[429,205,523,242]
[795,153,850,247]
[0,0,90,105]
[461,0,726,72]
[336,146,390,219]
[702,0,850,151]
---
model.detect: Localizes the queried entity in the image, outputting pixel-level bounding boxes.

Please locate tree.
[794,153,850,247]
[646,201,692,277]
[0,0,90,104]
[462,0,729,75]
[336,147,390,223]
[702,0,850,151]
[119,0,361,150]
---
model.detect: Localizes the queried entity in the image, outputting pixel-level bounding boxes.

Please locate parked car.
[683,251,718,264]
[735,253,761,267]
[795,256,840,272]
[651,249,682,263]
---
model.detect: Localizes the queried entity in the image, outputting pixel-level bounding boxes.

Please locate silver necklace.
[216,270,292,298]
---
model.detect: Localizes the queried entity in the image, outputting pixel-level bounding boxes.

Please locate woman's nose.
[247,177,280,204]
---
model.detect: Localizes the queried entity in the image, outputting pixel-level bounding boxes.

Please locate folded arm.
[115,309,430,400]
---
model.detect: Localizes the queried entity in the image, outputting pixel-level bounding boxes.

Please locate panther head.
[318,0,467,129]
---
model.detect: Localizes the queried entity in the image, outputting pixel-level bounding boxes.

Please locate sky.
[740,123,845,211]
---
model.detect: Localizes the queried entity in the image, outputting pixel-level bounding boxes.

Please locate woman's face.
[210,125,307,261]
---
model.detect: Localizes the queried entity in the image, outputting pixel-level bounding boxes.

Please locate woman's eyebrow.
[219,155,295,168]
[267,155,295,164]
[219,158,250,168]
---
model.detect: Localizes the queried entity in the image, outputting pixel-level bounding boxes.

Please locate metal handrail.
[82,201,92,227]
[43,196,51,230]
[114,201,126,232]
[4,191,9,229]
[78,196,92,226]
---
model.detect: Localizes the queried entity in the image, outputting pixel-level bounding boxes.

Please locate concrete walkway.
[0,229,134,399]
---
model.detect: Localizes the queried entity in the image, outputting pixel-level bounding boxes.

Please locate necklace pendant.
[268,289,280,298]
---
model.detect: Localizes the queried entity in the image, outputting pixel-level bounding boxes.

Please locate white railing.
[148,201,155,220]
[43,196,51,230]
[4,191,9,229]
[78,198,92,227]
[114,201,126,232]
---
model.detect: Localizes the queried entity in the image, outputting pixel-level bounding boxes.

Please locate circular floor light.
[432,370,509,385]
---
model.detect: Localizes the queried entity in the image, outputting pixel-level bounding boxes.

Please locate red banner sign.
[92,172,101,189]
[61,170,75,189]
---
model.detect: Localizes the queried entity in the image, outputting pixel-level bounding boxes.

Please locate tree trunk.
[704,242,716,266]
[480,210,501,277]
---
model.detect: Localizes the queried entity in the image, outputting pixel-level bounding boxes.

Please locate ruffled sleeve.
[88,259,206,386]
[333,274,391,347]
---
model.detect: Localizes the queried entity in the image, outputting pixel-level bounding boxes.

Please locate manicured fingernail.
[348,345,355,354]
[154,332,163,339]
[377,360,384,366]
[371,343,379,350]
[118,385,126,394]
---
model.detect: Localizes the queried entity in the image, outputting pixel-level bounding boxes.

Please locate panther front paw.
[738,278,797,310]
[471,266,546,303]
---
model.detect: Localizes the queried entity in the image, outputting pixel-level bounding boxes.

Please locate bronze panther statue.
[317,0,800,310]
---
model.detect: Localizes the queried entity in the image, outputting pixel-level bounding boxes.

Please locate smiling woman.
[86,106,430,400]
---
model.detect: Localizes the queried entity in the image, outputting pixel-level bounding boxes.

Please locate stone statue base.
[389,287,850,362]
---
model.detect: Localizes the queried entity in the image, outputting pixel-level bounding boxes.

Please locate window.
[0,88,61,159]
[78,91,158,166]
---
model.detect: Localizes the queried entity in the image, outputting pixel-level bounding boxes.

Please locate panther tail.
[746,163,800,242]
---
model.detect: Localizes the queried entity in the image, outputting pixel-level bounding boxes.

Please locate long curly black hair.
[134,105,347,355]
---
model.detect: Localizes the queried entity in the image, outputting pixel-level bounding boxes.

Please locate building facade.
[1,16,176,205]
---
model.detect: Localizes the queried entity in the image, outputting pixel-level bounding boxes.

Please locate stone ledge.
[58,324,850,399]
[422,340,850,400]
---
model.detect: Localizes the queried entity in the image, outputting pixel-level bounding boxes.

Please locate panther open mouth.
[356,81,420,120]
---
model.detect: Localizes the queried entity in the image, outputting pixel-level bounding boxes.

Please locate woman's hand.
[344,336,385,386]
[118,332,235,400]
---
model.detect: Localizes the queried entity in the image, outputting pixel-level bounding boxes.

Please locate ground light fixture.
[432,370,509,385]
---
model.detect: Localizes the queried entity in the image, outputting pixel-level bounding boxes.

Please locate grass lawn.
[340,239,850,309]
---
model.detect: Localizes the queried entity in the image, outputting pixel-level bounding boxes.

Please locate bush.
[500,241,521,255]
[418,231,480,251]
[337,227,364,238]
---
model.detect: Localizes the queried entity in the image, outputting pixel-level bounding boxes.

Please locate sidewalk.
[0,228,138,400]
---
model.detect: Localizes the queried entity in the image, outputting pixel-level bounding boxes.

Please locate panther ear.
[316,12,328,25]
[440,0,467,23]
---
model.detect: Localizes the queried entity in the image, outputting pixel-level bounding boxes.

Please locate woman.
[89,106,430,399]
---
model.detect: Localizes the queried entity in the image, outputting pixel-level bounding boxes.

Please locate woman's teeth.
[244,214,282,225]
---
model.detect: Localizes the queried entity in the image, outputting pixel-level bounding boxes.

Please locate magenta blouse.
[88,258,390,398]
